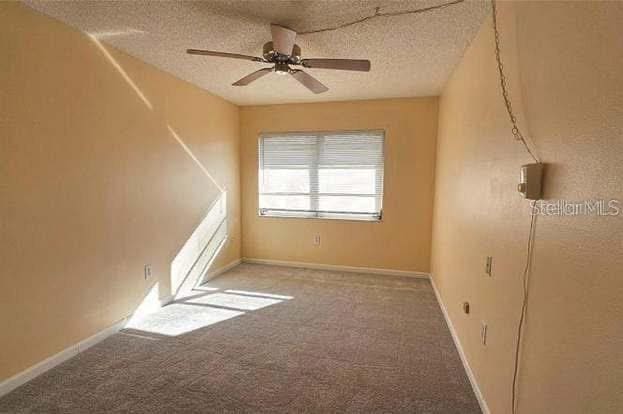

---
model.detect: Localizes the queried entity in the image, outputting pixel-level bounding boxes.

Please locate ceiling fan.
[187,24,371,94]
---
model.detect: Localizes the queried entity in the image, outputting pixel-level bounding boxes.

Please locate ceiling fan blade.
[232,67,274,86]
[301,58,371,72]
[290,70,328,94]
[187,49,263,62]
[271,24,297,55]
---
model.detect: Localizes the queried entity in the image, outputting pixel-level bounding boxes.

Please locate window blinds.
[258,130,385,220]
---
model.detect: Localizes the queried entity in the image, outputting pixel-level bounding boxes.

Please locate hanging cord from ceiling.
[490,1,542,413]
[491,0,540,164]
[297,0,466,35]
[511,210,538,414]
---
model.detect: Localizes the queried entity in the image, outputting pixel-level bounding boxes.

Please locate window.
[258,130,384,221]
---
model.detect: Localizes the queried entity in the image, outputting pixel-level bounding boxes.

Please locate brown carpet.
[0,263,481,413]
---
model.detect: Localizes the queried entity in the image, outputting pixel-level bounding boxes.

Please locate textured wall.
[431,1,623,413]
[0,3,241,380]
[240,98,438,272]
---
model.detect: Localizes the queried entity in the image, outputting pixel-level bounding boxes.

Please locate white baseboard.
[0,261,482,414]
[430,276,490,414]
[242,257,430,279]
[0,260,235,399]
[203,258,242,282]
[0,317,127,398]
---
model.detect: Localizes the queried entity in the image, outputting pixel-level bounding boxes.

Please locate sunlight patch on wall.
[166,125,224,192]
[171,192,228,297]
[89,29,146,40]
[129,282,162,318]
[125,282,173,329]
[88,34,153,110]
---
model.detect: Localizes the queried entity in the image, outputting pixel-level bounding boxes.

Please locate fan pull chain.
[491,0,540,163]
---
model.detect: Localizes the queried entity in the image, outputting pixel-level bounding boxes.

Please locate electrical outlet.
[144,264,152,280]
[314,235,321,246]
[481,321,488,346]
[485,256,493,276]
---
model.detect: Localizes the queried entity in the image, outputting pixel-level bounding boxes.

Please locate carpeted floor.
[0,263,481,413]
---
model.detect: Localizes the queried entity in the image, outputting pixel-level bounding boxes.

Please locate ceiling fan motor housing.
[263,41,302,64]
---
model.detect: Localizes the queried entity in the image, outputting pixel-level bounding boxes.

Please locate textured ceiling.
[25,0,490,106]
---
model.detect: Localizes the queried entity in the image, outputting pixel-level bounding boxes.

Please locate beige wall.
[240,98,438,272]
[431,2,623,413]
[5,2,621,410]
[1,3,241,380]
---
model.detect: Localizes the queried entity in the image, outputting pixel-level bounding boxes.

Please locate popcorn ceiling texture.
[25,0,490,105]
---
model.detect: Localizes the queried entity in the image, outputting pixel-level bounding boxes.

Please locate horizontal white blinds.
[258,130,384,220]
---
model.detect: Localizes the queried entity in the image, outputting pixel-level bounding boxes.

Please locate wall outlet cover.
[485,256,493,276]
[144,264,152,280]
[481,321,488,346]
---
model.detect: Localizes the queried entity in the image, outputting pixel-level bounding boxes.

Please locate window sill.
[258,211,382,223]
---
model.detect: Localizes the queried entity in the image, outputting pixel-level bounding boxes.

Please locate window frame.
[257,129,386,222]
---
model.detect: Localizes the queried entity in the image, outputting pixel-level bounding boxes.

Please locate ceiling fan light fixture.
[274,62,290,75]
